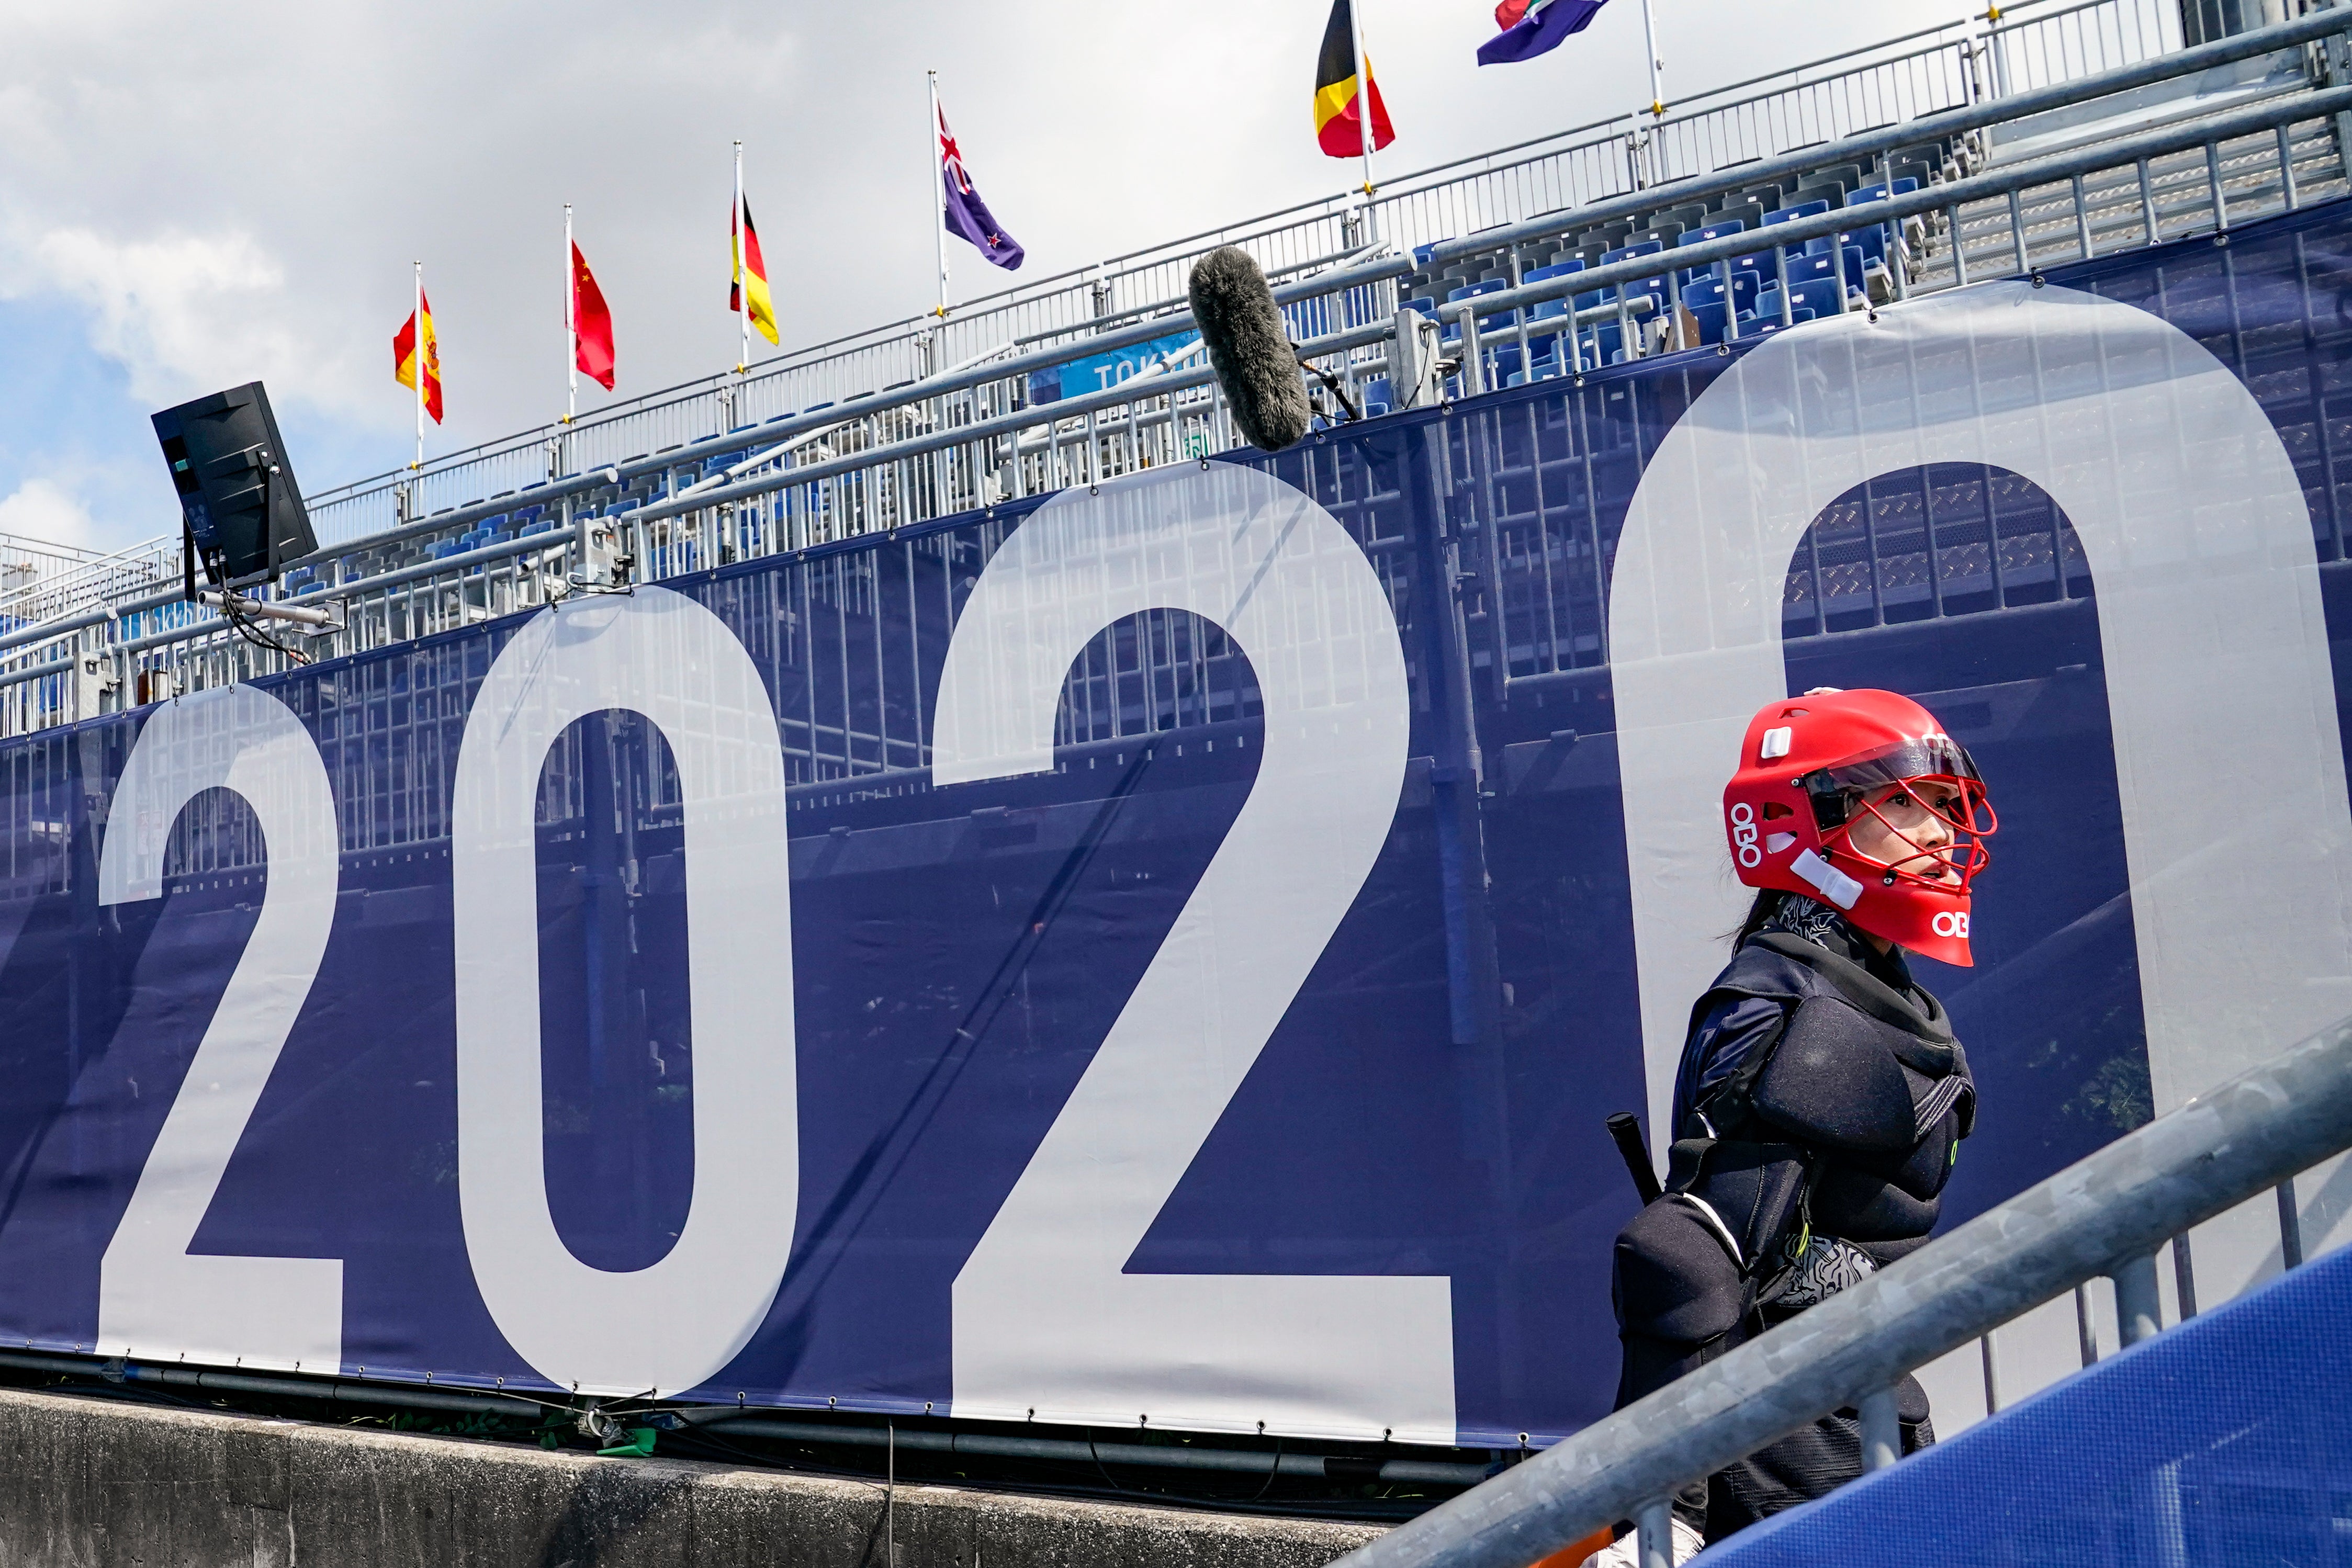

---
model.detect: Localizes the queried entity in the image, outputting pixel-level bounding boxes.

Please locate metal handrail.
[265,0,2177,542]
[371,82,2352,556]
[329,3,2352,546]
[1425,0,2345,269]
[1332,1014,2352,1568]
[3,68,2339,687]
[3,6,2342,727]
[295,8,2006,516]
[1458,78,2352,326]
[216,10,2352,572]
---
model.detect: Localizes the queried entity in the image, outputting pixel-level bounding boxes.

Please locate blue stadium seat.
[1599,240,1669,308]
[1673,219,1747,286]
[1850,177,1921,204]
[1789,275,1844,318]
[1786,252,1844,292]
[1684,270,1759,320]
[1751,256,1847,328]
[1763,200,1832,255]
[1738,308,1816,334]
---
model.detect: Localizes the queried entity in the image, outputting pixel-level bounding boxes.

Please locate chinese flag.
[571,241,615,391]
[393,294,445,424]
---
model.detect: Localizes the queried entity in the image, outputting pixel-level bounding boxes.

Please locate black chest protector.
[1674,931,1975,1265]
[1611,931,1975,1409]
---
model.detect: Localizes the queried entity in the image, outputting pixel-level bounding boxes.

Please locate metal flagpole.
[412,261,425,473]
[928,70,949,319]
[734,141,750,375]
[564,205,577,425]
[1348,0,1375,197]
[1640,0,1664,118]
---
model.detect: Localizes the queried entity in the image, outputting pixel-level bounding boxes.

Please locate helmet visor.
[1823,734,1985,794]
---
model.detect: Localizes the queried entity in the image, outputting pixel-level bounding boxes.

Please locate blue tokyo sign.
[4,205,2351,1447]
[1025,328,1200,404]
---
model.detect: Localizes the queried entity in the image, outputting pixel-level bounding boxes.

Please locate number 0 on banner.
[451,588,800,1398]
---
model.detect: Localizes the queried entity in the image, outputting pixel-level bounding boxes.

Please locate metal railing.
[0,533,177,633]
[13,0,2176,575]
[1329,1013,2352,1568]
[2,4,2346,737]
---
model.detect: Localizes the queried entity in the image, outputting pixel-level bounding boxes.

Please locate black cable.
[217,589,311,667]
[1248,1433,1288,1503]
[1296,353,1364,422]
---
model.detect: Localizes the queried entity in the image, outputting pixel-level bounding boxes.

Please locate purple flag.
[1477,0,1607,66]
[938,102,1024,271]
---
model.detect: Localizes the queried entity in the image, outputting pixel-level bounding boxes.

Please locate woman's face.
[1845,780,1967,886]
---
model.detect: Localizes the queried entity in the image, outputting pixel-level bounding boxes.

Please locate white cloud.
[0,478,100,552]
[17,225,312,409]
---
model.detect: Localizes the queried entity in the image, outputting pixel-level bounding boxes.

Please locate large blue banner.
[3,202,2350,1449]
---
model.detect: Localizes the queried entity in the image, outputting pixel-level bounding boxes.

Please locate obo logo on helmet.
[1727,800,1762,867]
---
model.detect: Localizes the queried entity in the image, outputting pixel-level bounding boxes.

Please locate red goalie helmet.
[1723,688,1995,966]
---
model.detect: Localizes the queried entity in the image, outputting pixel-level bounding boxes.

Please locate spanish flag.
[394,292,444,424]
[731,197,780,346]
[1314,0,1394,159]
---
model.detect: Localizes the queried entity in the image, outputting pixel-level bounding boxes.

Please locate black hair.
[1728,887,1783,947]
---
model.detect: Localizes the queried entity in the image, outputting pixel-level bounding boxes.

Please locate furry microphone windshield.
[1187,246,1312,453]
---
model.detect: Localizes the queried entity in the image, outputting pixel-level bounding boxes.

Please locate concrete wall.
[0,1387,1385,1567]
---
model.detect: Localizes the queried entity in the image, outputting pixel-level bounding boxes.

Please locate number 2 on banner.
[935,464,1456,1443]
[96,684,343,1371]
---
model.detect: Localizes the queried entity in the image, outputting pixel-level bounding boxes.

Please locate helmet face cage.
[1826,771,1996,893]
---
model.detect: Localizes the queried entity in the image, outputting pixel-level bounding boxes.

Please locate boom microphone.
[1188,246,1312,452]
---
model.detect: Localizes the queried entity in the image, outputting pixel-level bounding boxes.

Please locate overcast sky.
[0,0,1927,555]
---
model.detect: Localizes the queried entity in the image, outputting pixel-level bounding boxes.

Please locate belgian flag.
[1313,0,1394,159]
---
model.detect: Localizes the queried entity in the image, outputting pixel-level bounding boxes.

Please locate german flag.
[393,292,444,424]
[1313,0,1394,159]
[731,197,780,347]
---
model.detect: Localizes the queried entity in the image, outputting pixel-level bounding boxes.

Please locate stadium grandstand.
[0,0,2342,739]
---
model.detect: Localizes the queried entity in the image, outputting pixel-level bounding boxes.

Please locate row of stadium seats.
[1399,130,1984,372]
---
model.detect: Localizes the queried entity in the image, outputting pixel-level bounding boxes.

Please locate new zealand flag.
[939,101,1024,271]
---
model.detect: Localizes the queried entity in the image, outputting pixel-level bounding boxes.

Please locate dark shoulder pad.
[1751,995,1922,1155]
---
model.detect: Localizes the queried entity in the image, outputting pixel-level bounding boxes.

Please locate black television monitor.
[151,381,316,582]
